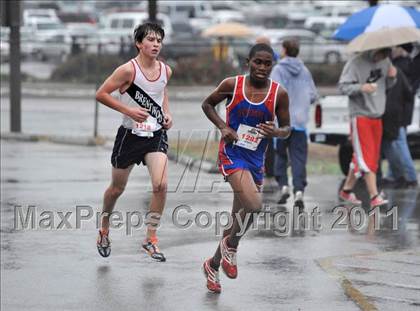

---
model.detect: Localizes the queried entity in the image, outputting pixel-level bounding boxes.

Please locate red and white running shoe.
[339,190,362,206]
[220,236,238,279]
[202,258,221,293]
[370,194,389,208]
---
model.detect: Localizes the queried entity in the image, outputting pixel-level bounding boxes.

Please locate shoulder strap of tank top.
[129,59,138,83]
[226,75,244,109]
[266,80,279,119]
[160,61,168,82]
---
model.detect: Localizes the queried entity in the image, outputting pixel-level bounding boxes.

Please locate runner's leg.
[211,192,243,269]
[100,165,134,230]
[226,170,261,248]
[144,152,168,239]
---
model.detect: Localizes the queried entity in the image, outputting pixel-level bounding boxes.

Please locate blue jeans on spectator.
[274,129,308,192]
[382,127,417,182]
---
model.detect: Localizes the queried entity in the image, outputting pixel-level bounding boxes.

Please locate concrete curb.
[167,152,219,174]
[0,84,339,99]
[1,132,219,173]
[1,132,106,146]
[0,84,213,100]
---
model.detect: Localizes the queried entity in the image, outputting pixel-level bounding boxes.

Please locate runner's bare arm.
[95,63,149,123]
[163,65,173,129]
[257,85,291,138]
[202,77,238,143]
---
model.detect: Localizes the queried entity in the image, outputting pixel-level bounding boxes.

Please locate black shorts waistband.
[120,126,165,136]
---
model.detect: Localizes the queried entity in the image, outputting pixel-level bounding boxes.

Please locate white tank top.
[118,58,167,133]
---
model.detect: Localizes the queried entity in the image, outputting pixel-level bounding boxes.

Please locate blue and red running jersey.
[218,75,280,184]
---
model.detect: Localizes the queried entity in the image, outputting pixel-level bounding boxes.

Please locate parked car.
[304,16,346,38]
[0,26,38,61]
[98,11,173,45]
[23,9,60,24]
[138,0,212,19]
[30,34,72,62]
[159,20,210,61]
[208,3,245,23]
[246,12,289,30]
[58,12,98,41]
[264,28,348,63]
[309,94,420,175]
[25,17,70,41]
[142,1,214,32]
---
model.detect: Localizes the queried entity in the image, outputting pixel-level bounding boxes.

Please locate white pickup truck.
[309,93,420,175]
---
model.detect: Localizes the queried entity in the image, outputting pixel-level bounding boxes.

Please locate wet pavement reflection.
[1,140,419,311]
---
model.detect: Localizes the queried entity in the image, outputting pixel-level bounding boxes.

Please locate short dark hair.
[282,39,300,57]
[133,22,165,47]
[248,43,274,59]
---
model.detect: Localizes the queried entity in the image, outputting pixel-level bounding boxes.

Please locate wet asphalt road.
[0,93,218,141]
[1,139,419,311]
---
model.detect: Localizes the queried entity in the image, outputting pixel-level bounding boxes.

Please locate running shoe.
[339,190,362,205]
[220,236,237,279]
[97,229,111,258]
[202,258,221,293]
[370,194,388,208]
[142,236,166,262]
[277,185,290,204]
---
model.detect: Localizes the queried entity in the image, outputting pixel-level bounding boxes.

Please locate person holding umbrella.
[332,4,419,207]
[338,48,397,208]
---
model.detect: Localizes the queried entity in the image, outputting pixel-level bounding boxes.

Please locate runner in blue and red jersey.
[201,43,291,293]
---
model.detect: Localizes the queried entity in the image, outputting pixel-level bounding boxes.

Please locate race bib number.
[132,122,154,137]
[234,124,262,151]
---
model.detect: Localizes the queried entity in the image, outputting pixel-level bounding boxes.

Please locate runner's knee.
[151,181,167,194]
[248,203,262,213]
[108,185,125,198]
[239,196,261,213]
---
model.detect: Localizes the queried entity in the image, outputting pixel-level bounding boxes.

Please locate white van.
[138,1,212,19]
[137,1,213,31]
[98,12,173,44]
[23,9,60,24]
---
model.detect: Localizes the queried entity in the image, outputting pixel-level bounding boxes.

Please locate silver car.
[265,28,348,64]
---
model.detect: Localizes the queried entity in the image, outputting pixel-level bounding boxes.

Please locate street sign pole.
[3,1,22,132]
[148,0,157,23]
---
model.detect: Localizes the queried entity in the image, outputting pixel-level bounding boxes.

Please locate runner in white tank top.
[118,57,168,135]
[95,23,172,262]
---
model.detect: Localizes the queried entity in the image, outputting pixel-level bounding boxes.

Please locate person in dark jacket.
[381,46,418,188]
[381,48,417,188]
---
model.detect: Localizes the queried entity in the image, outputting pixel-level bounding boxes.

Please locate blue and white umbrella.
[333,4,420,41]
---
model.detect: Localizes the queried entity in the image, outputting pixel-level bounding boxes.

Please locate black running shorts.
[111,126,168,169]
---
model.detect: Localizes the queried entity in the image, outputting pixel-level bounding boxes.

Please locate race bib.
[234,124,262,151]
[131,121,155,137]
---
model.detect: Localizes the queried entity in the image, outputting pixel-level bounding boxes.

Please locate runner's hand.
[163,113,173,129]
[221,126,238,144]
[257,122,291,138]
[256,121,276,137]
[127,107,149,123]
